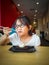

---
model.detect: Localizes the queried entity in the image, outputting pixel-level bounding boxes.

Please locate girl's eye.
[16,24,25,28]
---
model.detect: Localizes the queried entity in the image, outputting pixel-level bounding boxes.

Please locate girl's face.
[15,19,30,37]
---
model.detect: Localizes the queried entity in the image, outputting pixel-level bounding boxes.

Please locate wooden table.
[0,45,49,65]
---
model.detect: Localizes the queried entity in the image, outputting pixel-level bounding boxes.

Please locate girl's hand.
[3,27,11,36]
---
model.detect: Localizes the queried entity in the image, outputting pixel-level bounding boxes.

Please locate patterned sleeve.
[8,33,19,46]
[34,34,41,47]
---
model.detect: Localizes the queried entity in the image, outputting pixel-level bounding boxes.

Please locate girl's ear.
[29,25,32,30]
[28,25,32,36]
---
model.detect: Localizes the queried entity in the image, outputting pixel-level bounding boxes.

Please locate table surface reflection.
[0,45,49,65]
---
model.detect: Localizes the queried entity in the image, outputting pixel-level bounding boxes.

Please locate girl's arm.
[0,27,11,45]
[0,34,10,45]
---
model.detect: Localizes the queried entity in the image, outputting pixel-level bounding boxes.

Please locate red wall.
[1,0,21,27]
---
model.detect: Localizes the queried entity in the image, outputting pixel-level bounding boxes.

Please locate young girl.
[1,16,40,47]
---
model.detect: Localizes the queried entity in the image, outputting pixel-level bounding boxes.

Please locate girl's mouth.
[18,31,22,33]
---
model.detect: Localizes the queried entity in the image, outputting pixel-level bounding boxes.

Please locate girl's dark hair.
[12,16,32,36]
[17,16,31,25]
